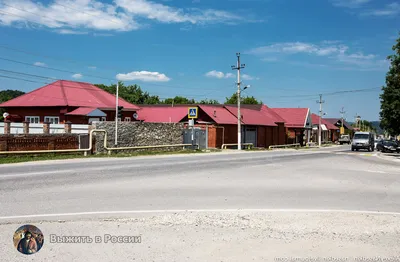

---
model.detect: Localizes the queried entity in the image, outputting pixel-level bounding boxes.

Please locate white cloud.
[205,70,236,79]
[331,0,371,8]
[242,74,259,81]
[0,0,249,33]
[115,0,243,25]
[34,61,46,67]
[224,73,235,79]
[57,29,88,35]
[205,70,225,79]
[116,71,171,82]
[88,66,96,70]
[246,42,348,56]
[362,3,400,17]
[72,73,83,79]
[247,41,387,70]
[0,0,138,32]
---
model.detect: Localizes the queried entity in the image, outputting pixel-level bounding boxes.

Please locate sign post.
[188,107,198,149]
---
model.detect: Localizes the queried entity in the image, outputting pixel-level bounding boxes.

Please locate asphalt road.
[1,145,400,261]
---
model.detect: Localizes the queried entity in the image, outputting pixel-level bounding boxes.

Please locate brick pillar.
[23,121,30,134]
[4,120,11,135]
[64,121,72,133]
[48,137,56,150]
[43,122,50,134]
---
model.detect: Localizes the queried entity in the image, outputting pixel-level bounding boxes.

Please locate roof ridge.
[0,80,61,106]
[59,80,69,106]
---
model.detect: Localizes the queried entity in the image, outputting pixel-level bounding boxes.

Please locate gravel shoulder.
[1,211,400,262]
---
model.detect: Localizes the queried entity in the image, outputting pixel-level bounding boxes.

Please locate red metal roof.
[137,106,188,123]
[259,105,286,123]
[311,113,339,130]
[0,80,139,110]
[138,104,285,126]
[271,108,310,128]
[198,105,238,125]
[224,105,278,126]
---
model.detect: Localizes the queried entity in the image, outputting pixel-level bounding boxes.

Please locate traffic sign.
[188,107,198,119]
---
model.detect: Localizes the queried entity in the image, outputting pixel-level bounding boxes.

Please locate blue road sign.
[188,107,198,119]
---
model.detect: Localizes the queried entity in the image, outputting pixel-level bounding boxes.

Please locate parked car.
[351,132,375,152]
[338,135,351,145]
[376,140,399,153]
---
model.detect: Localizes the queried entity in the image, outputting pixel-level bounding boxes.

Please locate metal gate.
[244,127,257,147]
[183,128,207,149]
[78,134,90,149]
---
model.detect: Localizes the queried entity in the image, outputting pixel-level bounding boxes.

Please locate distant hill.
[347,121,384,134]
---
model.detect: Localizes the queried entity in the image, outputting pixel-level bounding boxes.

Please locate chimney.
[213,110,216,117]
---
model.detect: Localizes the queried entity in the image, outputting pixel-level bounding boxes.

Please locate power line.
[0,56,113,81]
[54,2,124,27]
[1,3,67,27]
[0,53,224,91]
[0,68,230,100]
[0,10,55,28]
[0,73,218,100]
[0,69,56,80]
[0,74,45,84]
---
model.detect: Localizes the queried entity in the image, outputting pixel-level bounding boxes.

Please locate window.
[354,134,370,140]
[25,116,40,123]
[124,117,131,122]
[44,116,60,124]
[88,118,100,124]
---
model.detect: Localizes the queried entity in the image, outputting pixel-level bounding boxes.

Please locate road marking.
[364,170,386,174]
[1,208,400,220]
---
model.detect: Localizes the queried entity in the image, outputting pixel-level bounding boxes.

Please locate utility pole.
[115,82,119,146]
[231,53,245,150]
[340,107,346,134]
[317,94,325,147]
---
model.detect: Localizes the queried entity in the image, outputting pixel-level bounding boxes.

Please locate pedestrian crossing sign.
[188,107,198,119]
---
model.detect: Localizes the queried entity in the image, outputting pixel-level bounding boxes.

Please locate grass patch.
[0,153,85,164]
[0,149,209,165]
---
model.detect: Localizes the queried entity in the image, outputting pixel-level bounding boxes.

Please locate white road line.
[1,208,400,220]
[364,170,386,174]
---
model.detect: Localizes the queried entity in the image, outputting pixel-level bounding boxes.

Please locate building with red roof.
[311,113,340,142]
[138,104,287,149]
[0,80,140,124]
[271,108,313,145]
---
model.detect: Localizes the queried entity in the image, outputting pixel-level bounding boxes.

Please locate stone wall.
[92,122,185,153]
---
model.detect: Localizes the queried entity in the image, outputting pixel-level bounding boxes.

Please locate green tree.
[198,99,220,104]
[0,90,25,121]
[352,120,377,133]
[95,82,161,104]
[161,96,196,104]
[224,93,262,105]
[380,32,400,135]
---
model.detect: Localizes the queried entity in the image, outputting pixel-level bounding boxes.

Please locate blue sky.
[0,0,399,121]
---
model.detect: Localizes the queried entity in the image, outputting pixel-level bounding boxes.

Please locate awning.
[321,124,328,131]
[65,107,106,117]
